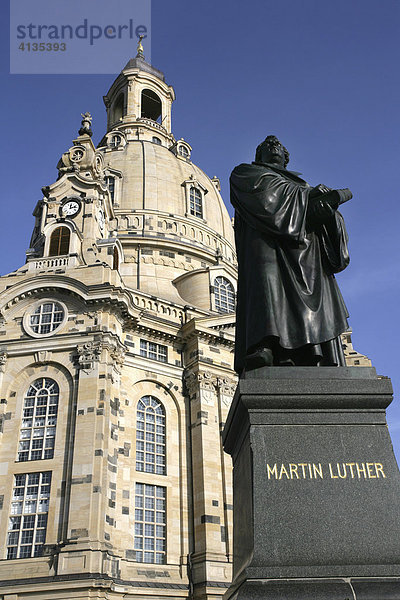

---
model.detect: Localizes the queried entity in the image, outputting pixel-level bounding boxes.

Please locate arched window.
[178,145,189,158]
[112,247,119,271]
[189,187,203,218]
[49,227,70,256]
[113,93,125,123]
[105,176,115,202]
[110,135,122,148]
[152,136,162,145]
[214,276,235,313]
[141,89,162,122]
[136,396,166,475]
[18,378,59,462]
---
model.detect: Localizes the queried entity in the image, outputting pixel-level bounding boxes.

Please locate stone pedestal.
[222,367,400,600]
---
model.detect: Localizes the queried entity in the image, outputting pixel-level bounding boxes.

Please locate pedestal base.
[229,577,400,600]
[222,368,400,600]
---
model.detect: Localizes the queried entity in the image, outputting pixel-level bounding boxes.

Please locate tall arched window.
[214,276,235,313]
[105,176,115,202]
[136,396,166,475]
[49,227,70,256]
[141,89,162,122]
[189,187,203,218]
[18,378,59,462]
[112,247,119,271]
[113,93,125,123]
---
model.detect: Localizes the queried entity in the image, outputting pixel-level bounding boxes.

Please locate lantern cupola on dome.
[103,43,175,146]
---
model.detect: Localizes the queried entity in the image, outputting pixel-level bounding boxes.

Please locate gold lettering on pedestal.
[356,463,367,478]
[267,464,278,479]
[298,463,308,478]
[267,462,387,481]
[279,464,290,480]
[347,463,356,478]
[328,463,338,479]
[375,463,386,478]
[313,463,323,479]
[267,462,324,480]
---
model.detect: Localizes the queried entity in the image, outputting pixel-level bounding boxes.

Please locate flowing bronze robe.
[231,162,350,373]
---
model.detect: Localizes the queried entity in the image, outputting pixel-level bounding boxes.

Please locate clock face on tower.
[61,198,81,217]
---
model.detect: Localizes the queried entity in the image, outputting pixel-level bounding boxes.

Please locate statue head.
[255,136,289,168]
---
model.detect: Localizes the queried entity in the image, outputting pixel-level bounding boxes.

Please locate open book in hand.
[311,188,353,210]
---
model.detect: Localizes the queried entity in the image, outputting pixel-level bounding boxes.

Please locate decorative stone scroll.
[184,370,237,408]
[0,352,7,373]
[110,345,126,385]
[216,376,237,408]
[76,341,103,373]
[185,370,216,397]
[110,346,125,368]
[216,377,237,396]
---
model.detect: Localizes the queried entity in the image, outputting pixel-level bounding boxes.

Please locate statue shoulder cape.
[231,162,308,191]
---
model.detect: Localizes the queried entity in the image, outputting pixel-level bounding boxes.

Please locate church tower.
[0,50,237,600]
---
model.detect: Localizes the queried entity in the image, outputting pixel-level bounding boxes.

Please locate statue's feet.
[244,348,274,370]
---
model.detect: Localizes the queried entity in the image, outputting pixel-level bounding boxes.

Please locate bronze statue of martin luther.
[231,135,352,373]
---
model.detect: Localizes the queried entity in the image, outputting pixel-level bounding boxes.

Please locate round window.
[71,149,84,162]
[24,300,68,338]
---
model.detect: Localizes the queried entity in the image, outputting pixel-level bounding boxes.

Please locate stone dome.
[101,138,234,244]
[95,58,237,307]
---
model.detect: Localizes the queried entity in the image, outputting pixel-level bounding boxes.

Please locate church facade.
[0,53,369,600]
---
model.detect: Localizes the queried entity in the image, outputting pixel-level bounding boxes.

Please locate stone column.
[185,369,231,599]
[58,337,125,578]
[216,377,236,564]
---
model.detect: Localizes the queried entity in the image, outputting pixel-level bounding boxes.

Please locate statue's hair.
[255,135,290,167]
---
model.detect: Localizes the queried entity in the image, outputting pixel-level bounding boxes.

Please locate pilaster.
[185,368,234,598]
[58,333,126,577]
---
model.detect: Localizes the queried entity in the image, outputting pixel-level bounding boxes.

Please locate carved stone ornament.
[34,350,51,365]
[214,376,236,408]
[0,352,7,373]
[199,371,218,391]
[200,388,215,407]
[184,370,219,398]
[216,376,237,397]
[76,341,102,372]
[79,112,93,137]
[111,346,125,369]
[110,345,126,384]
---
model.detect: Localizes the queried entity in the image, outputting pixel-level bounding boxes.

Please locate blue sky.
[1,1,400,457]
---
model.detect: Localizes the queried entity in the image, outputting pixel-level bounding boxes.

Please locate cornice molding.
[180,318,235,347]
[0,277,142,330]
